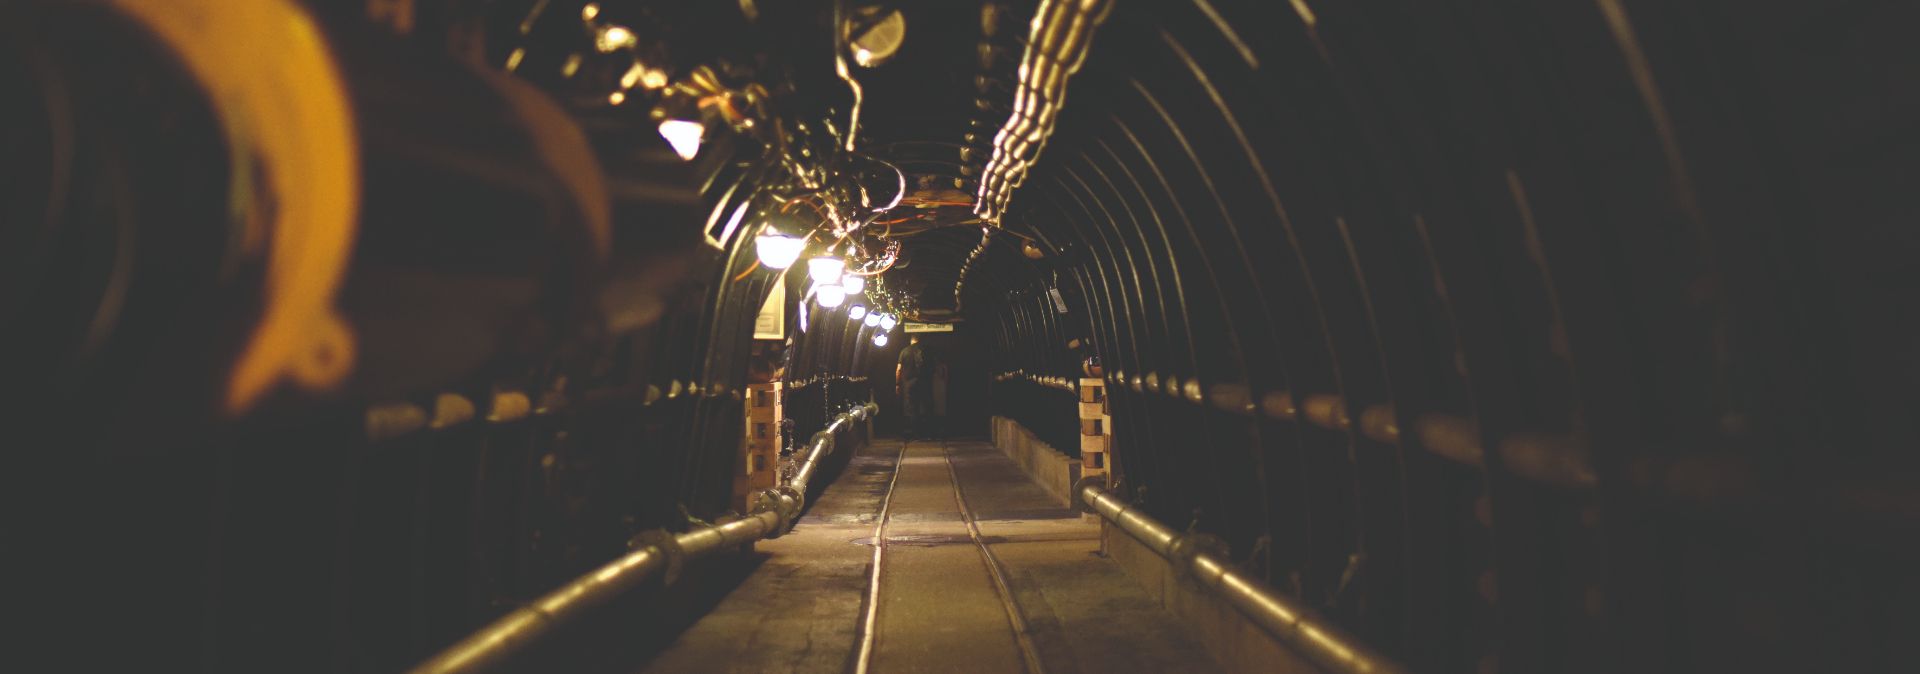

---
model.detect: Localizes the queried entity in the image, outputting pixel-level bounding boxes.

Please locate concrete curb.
[993,416,1325,674]
[988,416,1082,508]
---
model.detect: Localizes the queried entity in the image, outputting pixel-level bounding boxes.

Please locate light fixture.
[873,333,889,347]
[816,283,847,308]
[840,275,864,294]
[807,257,845,285]
[581,3,600,21]
[755,232,805,269]
[657,120,704,160]
[864,312,882,327]
[607,91,626,105]
[879,314,897,330]
[848,305,867,320]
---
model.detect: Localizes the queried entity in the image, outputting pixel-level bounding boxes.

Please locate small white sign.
[754,276,785,340]
[903,322,954,333]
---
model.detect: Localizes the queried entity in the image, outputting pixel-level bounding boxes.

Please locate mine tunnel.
[5,0,1917,672]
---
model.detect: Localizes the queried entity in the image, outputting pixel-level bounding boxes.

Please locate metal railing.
[408,402,879,674]
[1075,477,1411,674]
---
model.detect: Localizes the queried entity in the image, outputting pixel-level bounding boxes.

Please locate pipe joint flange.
[1167,532,1232,571]
[811,430,835,449]
[1071,476,1107,514]
[771,485,806,532]
[745,488,778,516]
[746,488,795,536]
[628,529,686,585]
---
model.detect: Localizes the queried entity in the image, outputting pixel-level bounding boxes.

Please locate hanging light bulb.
[807,257,845,285]
[657,120,704,160]
[755,232,805,269]
[841,275,865,294]
[879,314,898,331]
[873,333,889,347]
[816,283,847,308]
[864,312,882,327]
[848,305,867,320]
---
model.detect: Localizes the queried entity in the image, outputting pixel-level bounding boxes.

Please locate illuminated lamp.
[807,256,845,285]
[755,232,805,269]
[816,283,847,308]
[657,119,705,160]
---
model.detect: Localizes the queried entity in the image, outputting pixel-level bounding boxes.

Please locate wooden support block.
[1079,378,1106,404]
[1081,432,1108,455]
[1079,416,1106,436]
[1084,449,1109,471]
[1078,400,1106,419]
[736,383,783,511]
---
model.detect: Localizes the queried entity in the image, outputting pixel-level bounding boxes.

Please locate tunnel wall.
[969,1,1919,672]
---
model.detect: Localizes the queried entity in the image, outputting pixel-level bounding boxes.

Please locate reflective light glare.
[848,305,867,320]
[754,233,805,269]
[807,257,845,285]
[841,275,865,294]
[641,67,670,90]
[607,91,626,105]
[658,120,704,160]
[864,312,882,327]
[597,25,637,53]
[816,283,847,308]
[581,3,600,21]
[873,333,889,347]
[879,314,898,330]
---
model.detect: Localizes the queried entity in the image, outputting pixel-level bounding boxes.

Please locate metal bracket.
[628,529,686,586]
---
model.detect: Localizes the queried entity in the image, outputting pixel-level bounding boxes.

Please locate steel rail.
[941,441,1048,674]
[409,402,879,674]
[851,438,911,674]
[1075,478,1411,674]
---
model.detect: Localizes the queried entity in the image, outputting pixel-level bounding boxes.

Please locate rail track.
[853,439,1048,674]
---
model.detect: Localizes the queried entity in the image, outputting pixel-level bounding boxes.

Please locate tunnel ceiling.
[835,0,1030,315]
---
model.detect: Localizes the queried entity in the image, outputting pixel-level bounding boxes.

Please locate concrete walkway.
[638,438,1215,673]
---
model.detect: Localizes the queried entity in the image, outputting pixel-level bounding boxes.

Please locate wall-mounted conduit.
[972,0,1114,223]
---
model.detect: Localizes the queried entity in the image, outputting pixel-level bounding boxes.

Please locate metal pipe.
[410,402,876,674]
[1077,479,1410,674]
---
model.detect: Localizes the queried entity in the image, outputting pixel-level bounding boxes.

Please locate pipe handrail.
[409,402,878,674]
[1076,478,1411,674]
